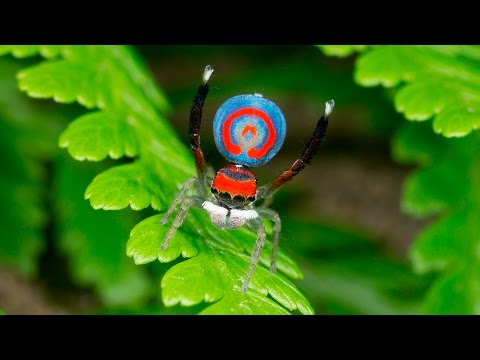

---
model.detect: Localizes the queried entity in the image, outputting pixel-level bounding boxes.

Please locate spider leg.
[161,196,204,250]
[241,218,267,292]
[190,65,214,185]
[257,193,274,208]
[161,176,207,225]
[256,208,281,273]
[258,100,334,199]
[161,177,195,225]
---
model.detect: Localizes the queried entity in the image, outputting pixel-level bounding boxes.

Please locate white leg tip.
[325,99,335,117]
[203,65,214,84]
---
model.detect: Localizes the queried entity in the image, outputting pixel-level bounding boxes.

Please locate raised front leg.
[190,65,214,184]
[259,100,334,198]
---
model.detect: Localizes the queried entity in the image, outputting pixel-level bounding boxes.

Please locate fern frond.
[319,45,480,313]
[355,45,480,137]
[0,45,313,314]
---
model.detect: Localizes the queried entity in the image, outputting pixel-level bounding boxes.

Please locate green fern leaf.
[200,288,290,315]
[411,206,476,275]
[3,45,169,112]
[392,88,480,314]
[59,111,139,161]
[317,45,367,57]
[354,45,480,137]
[18,61,101,108]
[0,45,55,58]
[127,214,199,264]
[391,122,448,165]
[401,154,469,218]
[161,252,225,306]
[127,210,312,314]
[319,45,480,313]
[84,162,166,211]
[421,265,480,314]
[1,45,313,314]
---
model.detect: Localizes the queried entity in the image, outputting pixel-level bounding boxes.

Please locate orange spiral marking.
[222,107,276,160]
[241,124,257,138]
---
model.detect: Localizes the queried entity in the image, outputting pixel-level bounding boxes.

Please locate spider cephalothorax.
[160,65,334,291]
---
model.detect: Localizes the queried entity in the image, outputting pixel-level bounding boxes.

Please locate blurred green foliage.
[320,45,480,314]
[0,59,63,276]
[2,45,473,314]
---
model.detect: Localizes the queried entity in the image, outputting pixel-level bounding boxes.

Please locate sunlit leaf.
[317,45,367,58]
[355,45,480,137]
[59,111,139,161]
[422,265,480,314]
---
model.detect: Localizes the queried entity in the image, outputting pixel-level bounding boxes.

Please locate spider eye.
[219,192,231,201]
[247,196,256,203]
[233,195,246,204]
[211,188,218,194]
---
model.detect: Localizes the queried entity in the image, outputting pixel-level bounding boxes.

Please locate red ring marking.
[221,107,277,160]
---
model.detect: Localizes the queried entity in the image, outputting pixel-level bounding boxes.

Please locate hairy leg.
[190,65,214,184]
[241,218,267,292]
[256,208,281,273]
[258,100,334,198]
[160,177,197,226]
[161,196,204,250]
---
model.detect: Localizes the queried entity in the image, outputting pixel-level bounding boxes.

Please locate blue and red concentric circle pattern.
[213,94,286,167]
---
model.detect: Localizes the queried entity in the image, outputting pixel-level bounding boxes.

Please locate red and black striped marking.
[211,165,257,209]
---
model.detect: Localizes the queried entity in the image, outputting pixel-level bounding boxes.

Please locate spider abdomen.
[211,164,257,208]
[213,94,286,167]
